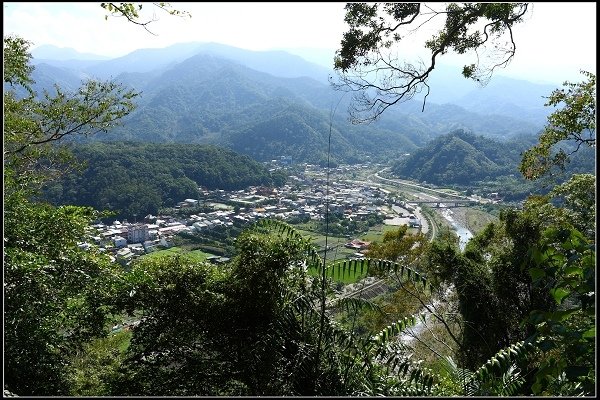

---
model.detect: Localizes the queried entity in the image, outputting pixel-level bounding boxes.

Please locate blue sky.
[3,2,596,84]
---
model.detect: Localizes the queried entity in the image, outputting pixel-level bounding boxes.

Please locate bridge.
[409,199,478,208]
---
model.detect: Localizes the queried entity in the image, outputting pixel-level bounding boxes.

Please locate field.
[141,246,213,262]
[449,207,499,235]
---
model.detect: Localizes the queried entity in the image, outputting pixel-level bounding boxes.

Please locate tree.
[100,2,191,35]
[4,191,124,394]
[3,36,136,395]
[4,4,192,395]
[527,227,595,396]
[548,173,595,238]
[332,2,529,122]
[520,71,596,180]
[3,36,138,195]
[112,223,357,396]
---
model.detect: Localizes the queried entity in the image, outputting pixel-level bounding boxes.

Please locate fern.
[326,257,430,291]
[252,218,439,396]
[333,297,383,315]
[254,219,324,269]
[436,339,537,395]
[363,313,436,395]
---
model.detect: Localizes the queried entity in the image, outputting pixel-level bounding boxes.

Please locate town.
[81,163,431,267]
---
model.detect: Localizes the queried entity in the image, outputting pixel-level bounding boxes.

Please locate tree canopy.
[3,35,134,394]
[332,2,529,122]
[100,2,191,34]
[520,71,596,180]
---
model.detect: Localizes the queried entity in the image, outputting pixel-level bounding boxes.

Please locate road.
[372,168,474,201]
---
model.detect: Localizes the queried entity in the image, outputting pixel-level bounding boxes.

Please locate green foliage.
[3,35,34,92]
[333,3,529,121]
[112,255,234,395]
[67,331,132,396]
[424,187,596,395]
[367,224,428,268]
[424,205,560,370]
[225,104,355,164]
[112,224,316,395]
[548,173,596,238]
[392,130,529,186]
[361,313,437,396]
[100,2,190,31]
[4,193,123,395]
[3,34,132,396]
[4,36,138,196]
[42,141,283,221]
[520,71,596,180]
[109,220,441,396]
[527,227,595,396]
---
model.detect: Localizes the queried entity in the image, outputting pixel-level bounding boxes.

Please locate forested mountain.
[391,130,596,189]
[42,142,286,221]
[391,130,537,185]
[24,42,555,165]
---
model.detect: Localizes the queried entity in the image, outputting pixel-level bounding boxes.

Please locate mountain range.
[24,42,557,164]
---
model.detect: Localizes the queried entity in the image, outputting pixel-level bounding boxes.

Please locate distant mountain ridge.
[20,41,559,164]
[31,44,110,60]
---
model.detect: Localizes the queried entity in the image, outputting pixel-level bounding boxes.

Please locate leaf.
[582,326,595,339]
[563,265,583,277]
[549,287,570,304]
[548,308,579,322]
[529,267,546,280]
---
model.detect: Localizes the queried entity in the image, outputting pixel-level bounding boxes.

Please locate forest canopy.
[42,141,287,221]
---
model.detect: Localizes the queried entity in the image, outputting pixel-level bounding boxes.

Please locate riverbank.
[450,207,469,231]
[456,207,499,235]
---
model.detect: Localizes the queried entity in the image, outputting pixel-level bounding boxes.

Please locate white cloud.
[3,2,595,83]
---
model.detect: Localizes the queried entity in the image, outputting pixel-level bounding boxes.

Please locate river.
[396,209,472,345]
[440,207,473,251]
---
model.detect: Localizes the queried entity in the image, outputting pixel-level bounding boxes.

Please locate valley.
[85,161,498,272]
[5,15,595,395]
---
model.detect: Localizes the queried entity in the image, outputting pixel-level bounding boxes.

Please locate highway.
[372,168,475,201]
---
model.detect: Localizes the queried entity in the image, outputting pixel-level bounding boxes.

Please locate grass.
[464,208,499,235]
[360,224,418,242]
[141,246,212,262]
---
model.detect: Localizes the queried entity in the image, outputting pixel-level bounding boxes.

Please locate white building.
[114,236,127,248]
[127,224,149,244]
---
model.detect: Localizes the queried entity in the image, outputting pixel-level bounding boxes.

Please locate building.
[113,236,127,248]
[127,224,149,244]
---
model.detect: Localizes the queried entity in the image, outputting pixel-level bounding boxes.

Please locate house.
[114,236,127,248]
[116,247,134,266]
[128,243,145,255]
[344,239,371,250]
[193,222,208,231]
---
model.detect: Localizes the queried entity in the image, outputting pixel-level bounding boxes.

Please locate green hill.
[43,142,285,221]
[391,130,529,185]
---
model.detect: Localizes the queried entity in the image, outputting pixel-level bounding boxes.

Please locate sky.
[3,2,597,85]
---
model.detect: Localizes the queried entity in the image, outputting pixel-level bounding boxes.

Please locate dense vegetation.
[392,130,529,185]
[391,130,595,201]
[3,3,596,397]
[23,41,552,166]
[42,142,286,221]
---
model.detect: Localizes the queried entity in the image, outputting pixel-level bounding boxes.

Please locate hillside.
[21,42,556,165]
[42,142,286,221]
[391,130,531,186]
